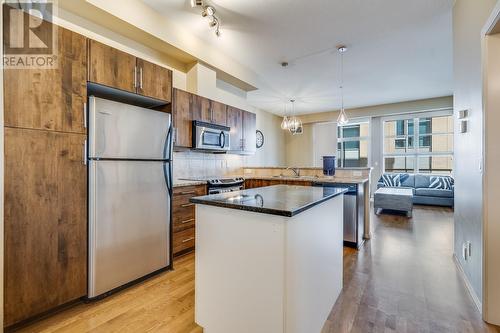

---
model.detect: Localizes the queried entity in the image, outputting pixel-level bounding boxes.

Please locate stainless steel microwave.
[193,121,230,151]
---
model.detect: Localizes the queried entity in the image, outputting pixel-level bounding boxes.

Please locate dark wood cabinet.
[88,40,136,93]
[227,106,256,154]
[242,110,257,154]
[172,185,207,256]
[245,179,312,189]
[88,40,172,102]
[211,100,227,125]
[3,16,89,327]
[4,25,87,133]
[192,94,212,123]
[4,128,88,327]
[136,58,172,102]
[172,89,193,148]
[227,106,243,151]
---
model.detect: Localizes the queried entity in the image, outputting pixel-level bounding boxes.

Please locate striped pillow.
[429,176,453,190]
[381,174,401,187]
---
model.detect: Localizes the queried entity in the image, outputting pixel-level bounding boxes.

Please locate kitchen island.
[190,185,346,333]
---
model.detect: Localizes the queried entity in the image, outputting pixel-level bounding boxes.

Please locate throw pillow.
[429,176,453,190]
[381,174,401,187]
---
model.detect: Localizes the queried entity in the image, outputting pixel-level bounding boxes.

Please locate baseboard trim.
[453,254,482,313]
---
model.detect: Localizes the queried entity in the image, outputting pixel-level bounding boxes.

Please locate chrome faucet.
[286,167,301,177]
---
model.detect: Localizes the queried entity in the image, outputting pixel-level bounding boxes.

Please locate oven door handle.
[220,131,225,149]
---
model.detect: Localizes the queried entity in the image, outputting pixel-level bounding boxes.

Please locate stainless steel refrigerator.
[88,96,173,299]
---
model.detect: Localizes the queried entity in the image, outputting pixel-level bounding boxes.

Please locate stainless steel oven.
[207,178,244,194]
[193,120,230,151]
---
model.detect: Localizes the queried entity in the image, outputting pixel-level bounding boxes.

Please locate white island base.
[195,196,344,333]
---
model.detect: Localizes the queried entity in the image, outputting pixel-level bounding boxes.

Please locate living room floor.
[15,206,500,333]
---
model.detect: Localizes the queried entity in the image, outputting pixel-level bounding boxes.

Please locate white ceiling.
[141,0,454,116]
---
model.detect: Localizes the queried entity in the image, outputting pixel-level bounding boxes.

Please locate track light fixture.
[192,1,222,37]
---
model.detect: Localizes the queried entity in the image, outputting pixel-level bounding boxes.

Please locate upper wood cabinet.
[192,94,211,123]
[88,40,172,102]
[227,106,243,151]
[172,88,193,148]
[136,58,172,102]
[211,100,227,126]
[242,110,257,154]
[227,106,256,154]
[88,40,136,93]
[4,128,88,327]
[3,25,87,133]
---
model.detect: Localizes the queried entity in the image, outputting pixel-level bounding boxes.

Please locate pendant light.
[281,101,290,130]
[288,99,303,135]
[337,46,349,125]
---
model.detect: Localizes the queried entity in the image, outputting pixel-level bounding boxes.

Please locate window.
[337,122,369,167]
[383,115,453,174]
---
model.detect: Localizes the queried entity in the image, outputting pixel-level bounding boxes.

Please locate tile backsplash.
[173,151,244,179]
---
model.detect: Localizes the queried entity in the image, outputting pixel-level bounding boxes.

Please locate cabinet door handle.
[83,140,87,165]
[181,191,196,195]
[139,67,143,89]
[182,237,195,243]
[181,218,195,224]
[181,203,194,208]
[83,102,87,129]
[134,66,137,89]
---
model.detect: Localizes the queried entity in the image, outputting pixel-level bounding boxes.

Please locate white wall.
[285,124,314,167]
[482,3,500,323]
[312,123,337,168]
[452,0,496,312]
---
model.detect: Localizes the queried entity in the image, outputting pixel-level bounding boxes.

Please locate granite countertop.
[190,185,347,217]
[173,179,207,188]
[244,175,369,185]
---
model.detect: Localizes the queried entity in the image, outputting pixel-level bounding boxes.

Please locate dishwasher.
[314,183,365,249]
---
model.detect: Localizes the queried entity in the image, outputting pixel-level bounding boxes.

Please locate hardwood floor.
[16,205,500,333]
[323,205,500,333]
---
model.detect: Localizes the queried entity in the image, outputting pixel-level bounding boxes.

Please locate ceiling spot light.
[193,3,222,37]
[191,0,203,7]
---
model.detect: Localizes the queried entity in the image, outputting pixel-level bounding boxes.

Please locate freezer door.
[89,160,171,298]
[89,96,171,160]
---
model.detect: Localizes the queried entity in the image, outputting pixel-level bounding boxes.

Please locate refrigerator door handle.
[163,162,173,195]
[164,125,173,161]
[83,140,87,165]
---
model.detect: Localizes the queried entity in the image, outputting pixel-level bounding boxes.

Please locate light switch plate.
[458,109,469,119]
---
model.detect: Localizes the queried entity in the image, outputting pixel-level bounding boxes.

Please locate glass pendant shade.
[337,107,349,125]
[281,116,290,130]
[288,116,303,135]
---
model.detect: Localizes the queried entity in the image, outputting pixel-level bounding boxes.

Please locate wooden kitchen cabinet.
[88,40,172,102]
[192,94,212,123]
[4,128,88,327]
[3,24,87,134]
[88,39,136,93]
[226,106,256,154]
[211,100,227,125]
[172,185,207,256]
[172,88,193,148]
[242,110,257,154]
[136,58,172,102]
[227,106,243,151]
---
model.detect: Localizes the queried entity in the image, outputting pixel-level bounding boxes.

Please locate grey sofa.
[377,173,454,207]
